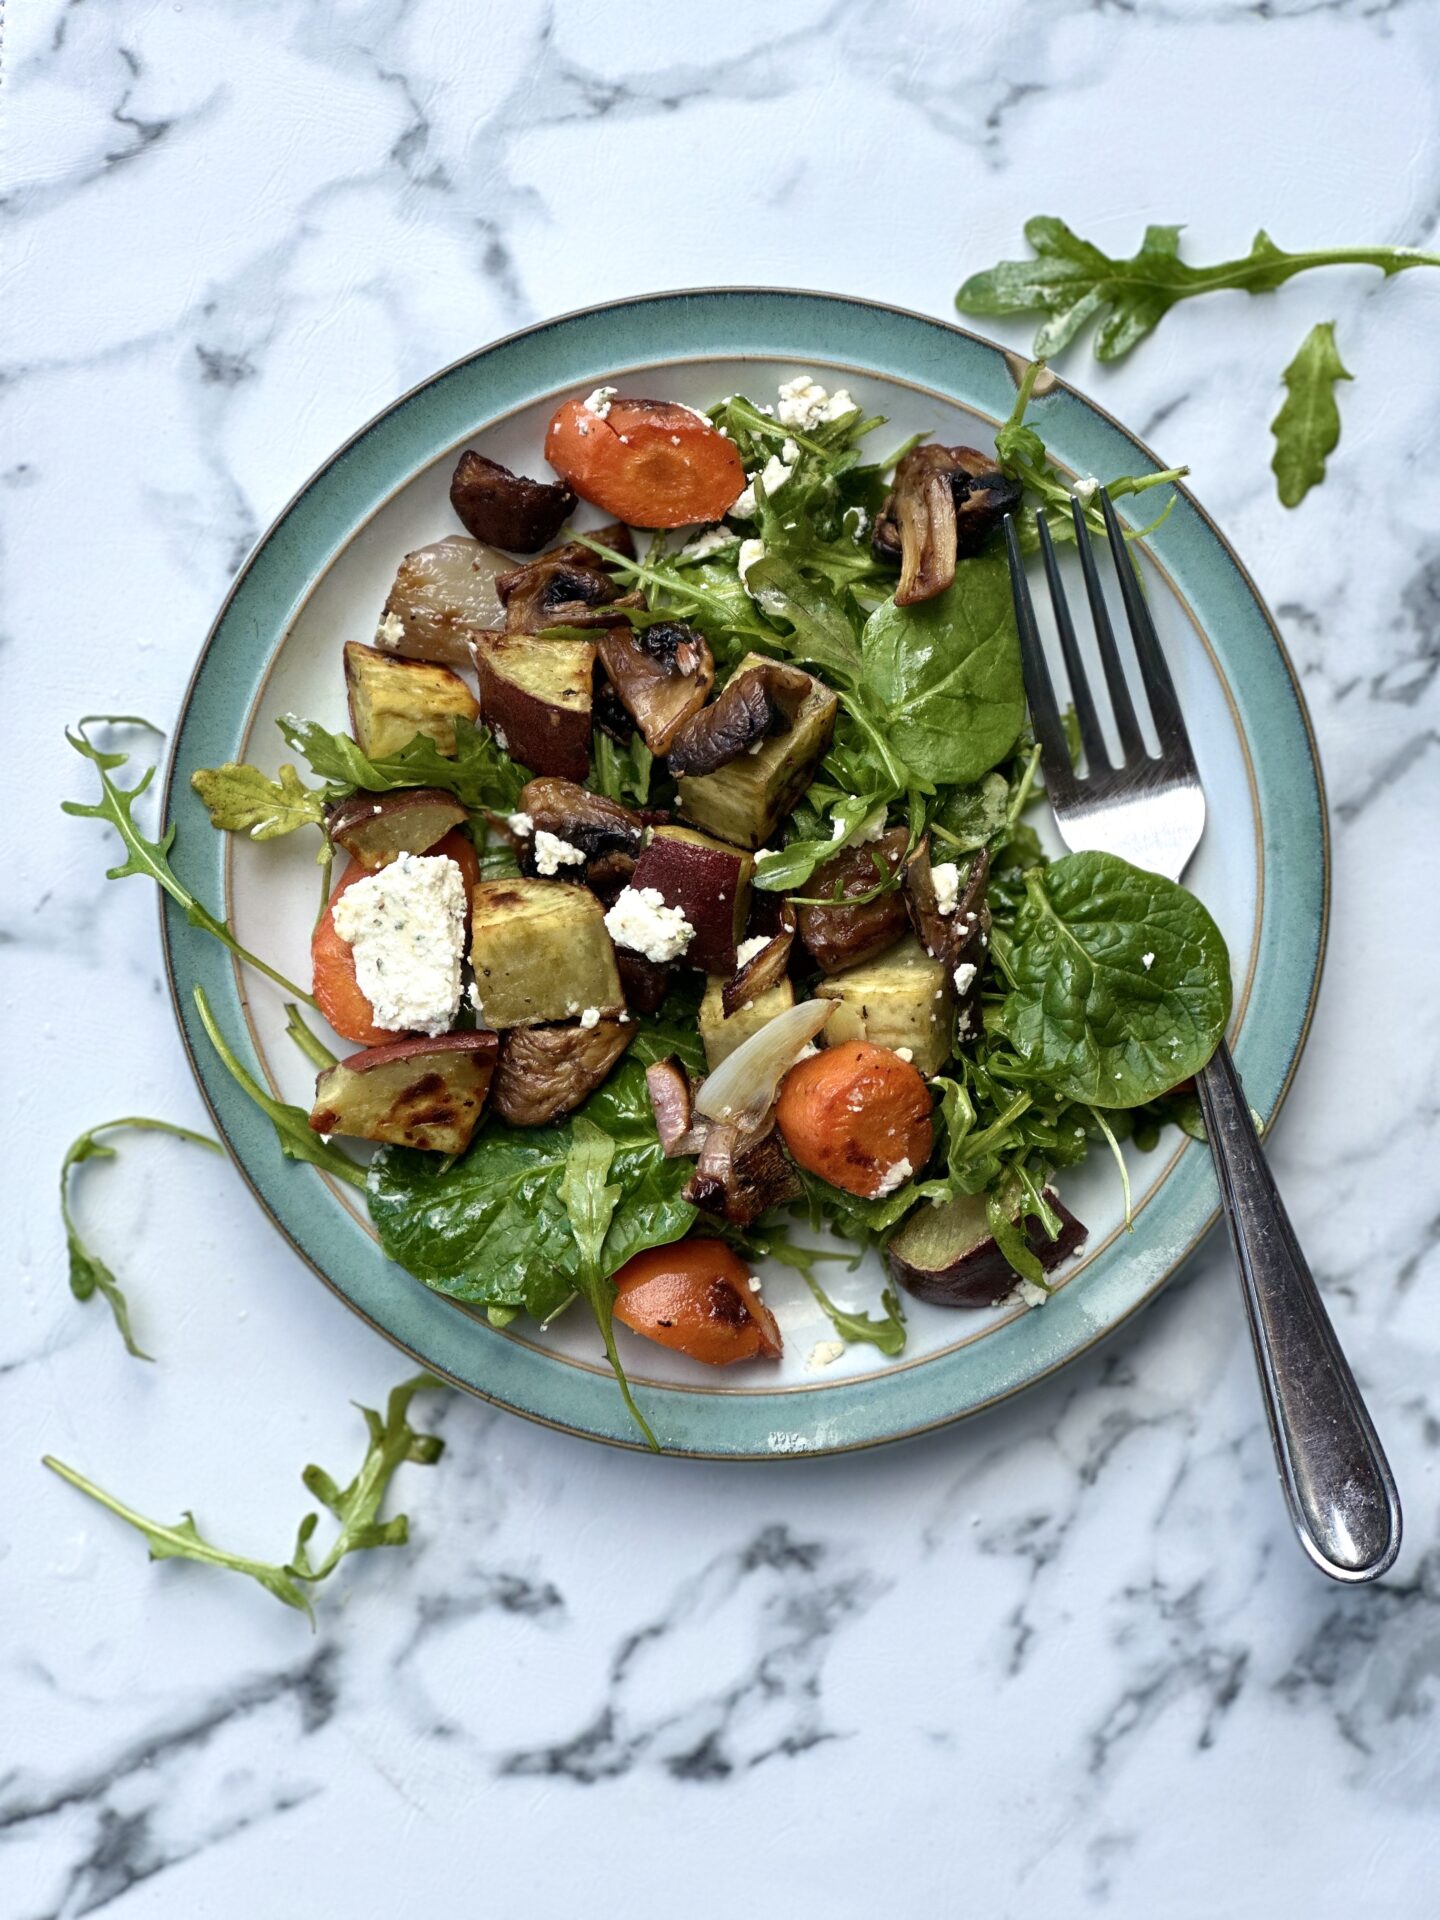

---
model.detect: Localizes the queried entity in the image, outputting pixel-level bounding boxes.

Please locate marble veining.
[5,1,1440,1914]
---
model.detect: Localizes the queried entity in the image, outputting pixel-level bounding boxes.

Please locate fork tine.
[1036,512,1111,774]
[1004,514,1075,796]
[1097,488,1191,757]
[1071,497,1148,764]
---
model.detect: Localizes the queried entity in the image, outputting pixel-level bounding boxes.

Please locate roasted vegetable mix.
[120,368,1228,1449]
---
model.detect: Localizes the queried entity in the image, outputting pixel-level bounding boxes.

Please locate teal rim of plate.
[160,288,1329,1459]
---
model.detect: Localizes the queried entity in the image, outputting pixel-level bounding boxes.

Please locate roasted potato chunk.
[698,976,795,1071]
[469,878,622,1028]
[308,1033,499,1154]
[326,789,467,870]
[471,631,594,781]
[888,1189,1086,1306]
[629,826,753,974]
[491,1016,634,1126]
[814,936,954,1076]
[675,653,836,849]
[343,642,479,760]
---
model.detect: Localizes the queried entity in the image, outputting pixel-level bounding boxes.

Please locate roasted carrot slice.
[776,1040,933,1200]
[613,1240,782,1365]
[544,395,745,528]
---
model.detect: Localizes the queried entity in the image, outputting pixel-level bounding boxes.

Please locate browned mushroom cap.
[901,833,950,961]
[496,551,623,633]
[720,900,796,1018]
[683,1121,800,1226]
[491,1016,635,1126]
[873,446,1023,606]
[510,777,645,896]
[595,621,716,756]
[903,841,991,1047]
[666,661,813,777]
[795,827,911,975]
[450,451,576,553]
[645,1057,708,1157]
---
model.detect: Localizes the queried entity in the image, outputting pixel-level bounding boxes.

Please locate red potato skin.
[471,634,594,782]
[613,1241,782,1365]
[544,397,746,528]
[776,1040,934,1199]
[341,1030,499,1073]
[311,832,481,1048]
[629,832,750,975]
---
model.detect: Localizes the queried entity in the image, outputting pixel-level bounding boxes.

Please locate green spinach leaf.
[560,1118,658,1449]
[1271,321,1352,508]
[859,549,1026,787]
[1001,852,1231,1106]
[365,1057,696,1323]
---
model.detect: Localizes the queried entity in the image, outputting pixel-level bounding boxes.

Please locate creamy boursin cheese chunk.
[331,851,468,1036]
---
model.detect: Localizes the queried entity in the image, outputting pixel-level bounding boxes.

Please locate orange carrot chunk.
[776,1039,933,1200]
[544,395,745,528]
[613,1241,782,1365]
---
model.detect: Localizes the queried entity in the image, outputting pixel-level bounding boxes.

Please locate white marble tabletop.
[6,2,1440,1914]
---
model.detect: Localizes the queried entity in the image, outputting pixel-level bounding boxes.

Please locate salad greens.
[999,853,1232,1108]
[560,1119,659,1449]
[64,717,315,1005]
[61,1116,222,1359]
[190,759,328,839]
[1271,322,1351,509]
[958,216,1436,507]
[43,1375,445,1622]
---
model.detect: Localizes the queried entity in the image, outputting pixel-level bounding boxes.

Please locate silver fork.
[1004,494,1401,1584]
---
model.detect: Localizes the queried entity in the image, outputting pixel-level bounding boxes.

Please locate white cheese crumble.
[747,1275,762,1293]
[737,538,766,592]
[753,848,784,866]
[579,1006,601,1029]
[1142,951,1155,970]
[375,610,406,649]
[735,935,770,967]
[794,1041,821,1061]
[857,807,888,843]
[953,961,978,995]
[331,852,466,1036]
[1008,1278,1050,1310]
[1072,475,1100,505]
[807,1340,847,1370]
[680,525,740,560]
[506,811,534,837]
[532,829,586,876]
[931,862,961,914]
[603,885,695,963]
[466,981,484,1015]
[729,441,800,518]
[777,375,855,430]
[894,1046,914,1063]
[873,1156,912,1197]
[583,386,616,418]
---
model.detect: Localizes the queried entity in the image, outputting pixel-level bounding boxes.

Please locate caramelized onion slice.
[694,998,835,1128]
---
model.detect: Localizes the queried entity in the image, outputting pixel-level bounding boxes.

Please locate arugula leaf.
[1001,852,1232,1107]
[43,1375,445,1622]
[560,1118,658,1449]
[61,1117,222,1359]
[284,1002,338,1070]
[279,714,528,814]
[859,549,1026,787]
[745,1233,906,1356]
[193,987,368,1189]
[956,217,1440,362]
[365,1056,696,1322]
[1271,322,1352,508]
[63,718,315,1006]
[591,728,655,807]
[191,760,329,839]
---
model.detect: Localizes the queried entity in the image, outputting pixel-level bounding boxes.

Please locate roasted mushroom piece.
[903,843,991,1049]
[666,661,812,777]
[645,1058,709,1157]
[496,551,624,633]
[450,450,576,554]
[595,621,715,756]
[795,828,911,975]
[721,899,796,1017]
[683,1121,801,1227]
[515,778,645,864]
[873,445,1022,606]
[490,1016,635,1126]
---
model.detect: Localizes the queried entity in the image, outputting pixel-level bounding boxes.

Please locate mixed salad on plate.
[137,365,1229,1446]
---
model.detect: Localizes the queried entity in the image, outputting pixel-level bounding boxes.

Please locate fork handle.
[1195,1042,1401,1581]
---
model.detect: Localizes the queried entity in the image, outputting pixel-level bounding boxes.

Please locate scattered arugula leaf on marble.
[956,217,1440,362]
[63,717,316,1005]
[43,1375,446,1622]
[1271,322,1352,508]
[61,1117,223,1360]
[193,987,367,1188]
